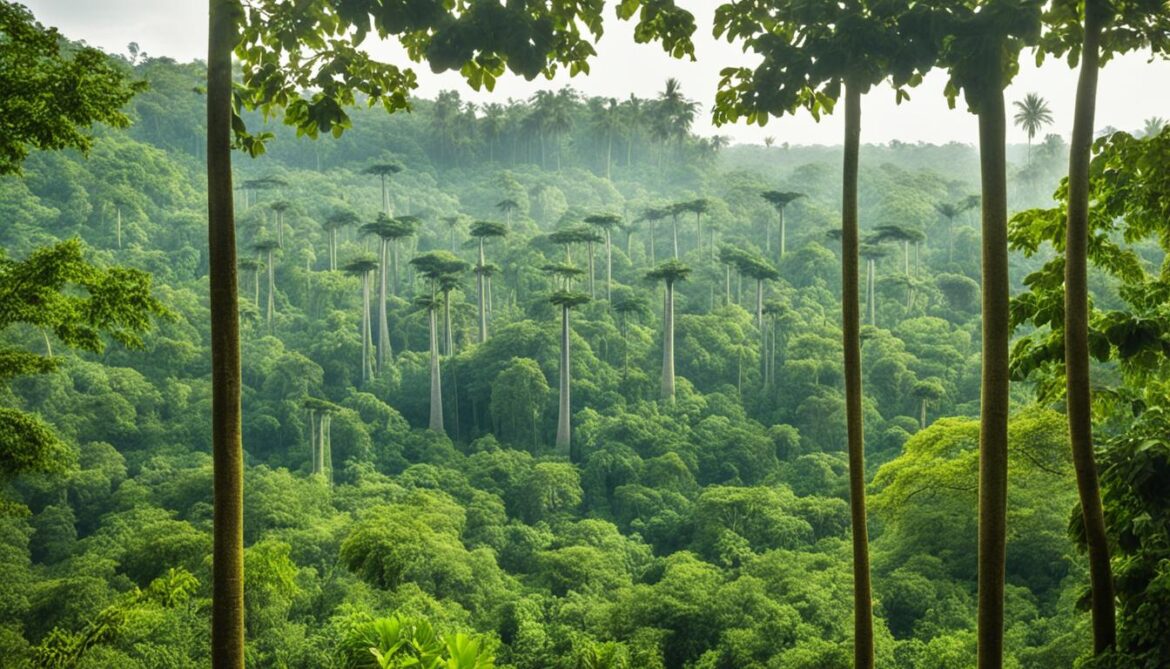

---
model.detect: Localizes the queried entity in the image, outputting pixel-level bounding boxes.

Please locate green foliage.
[0,2,146,174]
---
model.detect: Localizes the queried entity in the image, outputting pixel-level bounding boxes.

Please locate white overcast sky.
[25,0,1170,146]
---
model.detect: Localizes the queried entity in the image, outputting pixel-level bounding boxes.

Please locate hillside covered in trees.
[3,3,1170,668]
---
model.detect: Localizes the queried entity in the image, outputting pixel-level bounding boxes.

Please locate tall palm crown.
[645,259,692,287]
[1012,93,1054,143]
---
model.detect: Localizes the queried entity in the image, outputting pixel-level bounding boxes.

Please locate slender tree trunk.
[266,249,275,330]
[361,273,372,383]
[207,2,245,665]
[920,399,927,430]
[253,268,260,307]
[444,291,453,356]
[377,239,391,369]
[725,265,731,306]
[1065,3,1115,653]
[696,213,702,258]
[755,279,764,330]
[308,410,318,473]
[671,216,679,259]
[391,241,400,296]
[606,132,613,180]
[605,229,613,301]
[588,241,596,298]
[649,221,656,264]
[779,207,786,262]
[428,307,444,433]
[975,57,1011,669]
[381,174,388,215]
[329,229,337,271]
[555,305,572,456]
[322,413,332,487]
[116,206,123,249]
[662,281,675,403]
[842,81,876,669]
[316,412,327,475]
[478,239,487,343]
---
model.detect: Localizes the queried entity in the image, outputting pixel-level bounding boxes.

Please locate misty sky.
[24,0,1170,146]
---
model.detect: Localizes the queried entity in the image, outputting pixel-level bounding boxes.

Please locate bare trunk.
[309,410,318,473]
[377,239,391,368]
[588,241,596,298]
[605,229,613,301]
[555,305,572,456]
[266,249,275,330]
[975,57,1011,669]
[1065,3,1115,653]
[778,207,786,262]
[208,1,245,664]
[361,273,372,383]
[478,239,487,342]
[842,81,875,669]
[662,282,676,402]
[428,307,444,434]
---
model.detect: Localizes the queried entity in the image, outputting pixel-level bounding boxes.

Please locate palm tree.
[735,253,778,379]
[252,238,280,331]
[1012,93,1054,164]
[656,77,699,151]
[935,201,964,263]
[442,215,465,253]
[860,244,889,327]
[584,213,622,301]
[590,97,623,179]
[761,190,805,263]
[481,103,506,162]
[469,221,508,342]
[912,379,945,429]
[762,298,790,388]
[619,94,645,167]
[496,198,520,225]
[549,288,590,461]
[343,255,379,385]
[645,260,691,403]
[323,210,359,271]
[268,199,291,247]
[302,397,339,484]
[385,215,419,297]
[362,163,403,215]
[717,245,748,307]
[682,198,711,257]
[1141,116,1166,138]
[612,287,650,370]
[359,214,400,371]
[638,207,667,264]
[238,258,263,309]
[870,224,927,288]
[411,251,468,434]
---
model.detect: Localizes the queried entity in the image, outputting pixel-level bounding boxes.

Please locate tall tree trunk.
[116,205,123,249]
[588,241,596,298]
[322,413,332,486]
[316,412,326,475]
[555,305,572,456]
[329,229,337,271]
[377,239,391,369]
[444,291,453,356]
[207,1,245,665]
[920,399,927,430]
[478,239,488,343]
[975,57,1011,669]
[361,273,373,383]
[309,410,318,473]
[842,81,876,669]
[778,206,786,262]
[695,213,702,258]
[381,174,389,215]
[671,216,679,259]
[725,265,731,306]
[391,241,400,296]
[266,249,275,330]
[662,281,675,402]
[606,132,613,180]
[1065,2,1115,653]
[428,307,444,433]
[605,229,613,301]
[649,221,656,264]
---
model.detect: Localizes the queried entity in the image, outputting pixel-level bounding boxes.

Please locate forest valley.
[2,2,1170,668]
